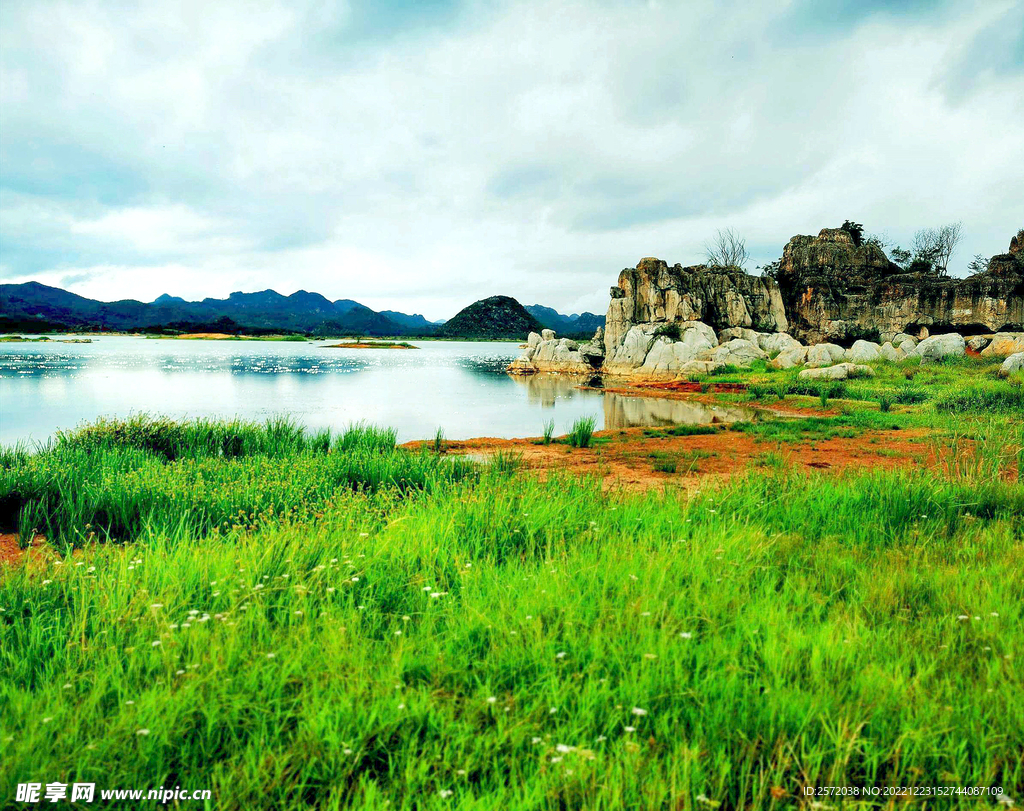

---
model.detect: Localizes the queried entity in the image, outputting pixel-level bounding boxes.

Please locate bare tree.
[704,227,749,269]
[911,221,963,275]
[933,221,963,275]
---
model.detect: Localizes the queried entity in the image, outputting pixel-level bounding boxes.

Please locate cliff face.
[604,258,788,356]
[775,229,1024,343]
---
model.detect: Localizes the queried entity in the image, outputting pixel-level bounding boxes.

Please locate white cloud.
[1,0,1022,320]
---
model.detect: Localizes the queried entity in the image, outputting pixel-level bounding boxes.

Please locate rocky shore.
[508,228,1024,381]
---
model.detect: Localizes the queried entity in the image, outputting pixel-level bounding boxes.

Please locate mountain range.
[0,281,604,339]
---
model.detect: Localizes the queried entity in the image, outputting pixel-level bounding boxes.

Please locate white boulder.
[998,352,1023,377]
[913,333,966,364]
[845,340,882,364]
[806,343,847,368]
[770,346,808,369]
[981,333,1024,357]
[798,363,874,381]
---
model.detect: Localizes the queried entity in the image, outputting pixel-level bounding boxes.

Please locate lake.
[0,336,752,445]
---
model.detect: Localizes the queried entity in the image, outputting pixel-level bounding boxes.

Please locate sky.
[1,0,1022,320]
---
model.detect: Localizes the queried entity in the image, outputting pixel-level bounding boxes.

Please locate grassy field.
[1,361,1023,808]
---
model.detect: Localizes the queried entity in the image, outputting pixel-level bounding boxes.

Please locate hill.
[436,296,542,339]
[525,304,605,336]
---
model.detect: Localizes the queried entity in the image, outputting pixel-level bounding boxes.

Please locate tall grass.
[1,450,1022,809]
[567,416,596,449]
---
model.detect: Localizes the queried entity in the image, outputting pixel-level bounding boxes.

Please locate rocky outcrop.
[776,229,1024,344]
[508,328,602,374]
[605,258,788,357]
[981,332,1024,357]
[798,363,874,381]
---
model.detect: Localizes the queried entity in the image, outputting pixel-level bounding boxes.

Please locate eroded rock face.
[507,331,595,374]
[912,333,966,364]
[604,258,788,357]
[776,229,1024,344]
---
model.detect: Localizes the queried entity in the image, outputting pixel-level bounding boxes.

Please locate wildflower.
[351,577,359,582]
[679,632,693,639]
[136,729,150,736]
[631,707,647,716]
[42,580,52,586]
[42,717,53,724]
[176,669,185,675]
[556,651,567,659]
[555,744,574,753]
[429,592,444,598]
[595,735,607,742]
[151,640,161,647]
[456,769,467,776]
[327,587,335,593]
[439,789,453,798]
[991,612,999,617]
[550,757,563,763]
[394,630,402,636]
[549,707,557,714]
[402,615,410,621]
[397,703,405,710]
[149,603,163,609]
[343,748,353,755]
[63,683,71,690]
[125,700,135,705]
[531,737,542,744]
[643,653,657,660]
[266,653,276,659]
[624,726,635,732]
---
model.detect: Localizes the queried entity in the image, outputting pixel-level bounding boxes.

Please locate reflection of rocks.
[603,392,754,429]
[509,372,592,408]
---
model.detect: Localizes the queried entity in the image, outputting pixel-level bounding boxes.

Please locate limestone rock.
[770,345,808,369]
[775,228,1023,344]
[980,332,1024,357]
[676,359,726,376]
[758,332,802,355]
[541,329,556,341]
[897,338,918,355]
[998,352,1023,377]
[719,327,762,344]
[806,343,847,368]
[527,332,542,348]
[696,338,767,368]
[845,340,882,364]
[879,342,906,363]
[892,333,917,348]
[604,257,788,359]
[966,335,991,353]
[912,333,966,364]
[798,362,874,381]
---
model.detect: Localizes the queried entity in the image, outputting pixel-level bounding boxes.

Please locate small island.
[323,339,418,349]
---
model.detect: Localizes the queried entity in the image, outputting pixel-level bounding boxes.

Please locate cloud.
[1,0,1022,319]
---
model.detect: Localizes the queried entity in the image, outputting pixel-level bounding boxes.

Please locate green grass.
[1,405,1022,809]
[567,417,596,449]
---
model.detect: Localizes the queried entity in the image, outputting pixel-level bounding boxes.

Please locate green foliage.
[542,420,554,445]
[567,416,596,449]
[840,219,864,247]
[433,427,447,454]
[877,391,895,412]
[653,322,682,341]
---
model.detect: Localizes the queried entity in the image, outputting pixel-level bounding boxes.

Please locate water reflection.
[603,393,755,429]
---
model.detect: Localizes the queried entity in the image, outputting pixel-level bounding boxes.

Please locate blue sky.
[1,0,1022,319]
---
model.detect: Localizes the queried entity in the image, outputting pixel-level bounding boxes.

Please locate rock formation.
[776,229,1024,344]
[604,258,788,356]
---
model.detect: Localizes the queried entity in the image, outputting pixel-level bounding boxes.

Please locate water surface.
[0,336,750,445]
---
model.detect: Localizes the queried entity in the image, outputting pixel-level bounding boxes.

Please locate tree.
[967,254,989,274]
[910,222,962,276]
[704,228,749,269]
[840,220,864,247]
[888,246,912,270]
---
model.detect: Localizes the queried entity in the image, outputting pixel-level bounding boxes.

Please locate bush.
[934,386,1024,414]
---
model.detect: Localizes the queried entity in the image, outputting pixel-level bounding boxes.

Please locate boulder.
[603,323,661,374]
[912,333,966,364]
[798,363,874,381]
[758,332,803,355]
[845,340,882,364]
[719,327,762,344]
[806,343,847,368]
[696,338,767,368]
[966,335,991,353]
[879,342,906,363]
[892,333,917,348]
[541,329,556,341]
[998,352,1023,377]
[897,338,918,355]
[527,331,542,348]
[638,323,718,376]
[980,332,1024,357]
[770,345,808,369]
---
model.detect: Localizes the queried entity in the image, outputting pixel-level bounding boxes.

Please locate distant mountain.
[379,310,438,332]
[525,304,605,336]
[0,282,431,337]
[436,296,543,340]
